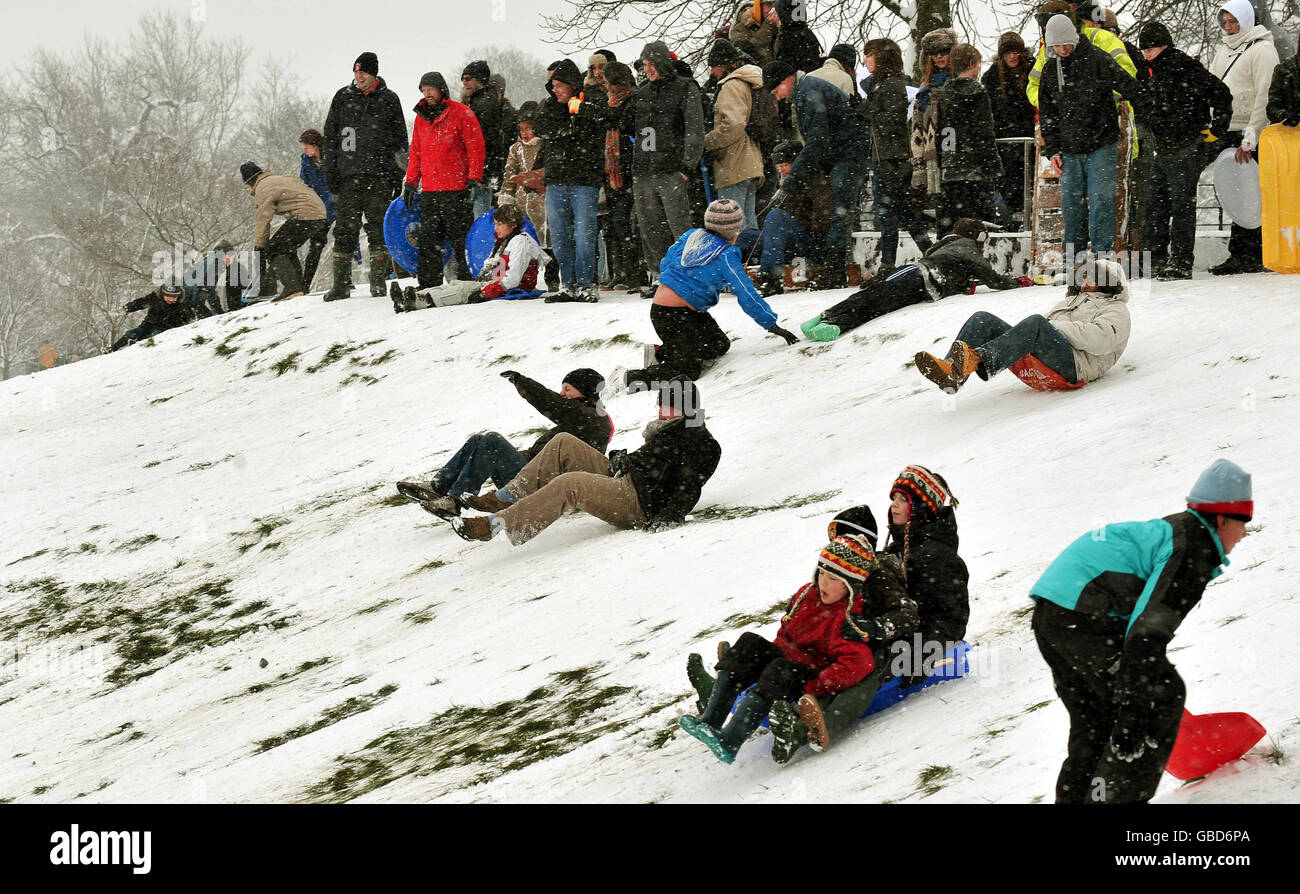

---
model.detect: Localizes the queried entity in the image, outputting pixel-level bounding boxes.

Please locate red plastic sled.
[1009,355,1084,391]
[1164,709,1266,781]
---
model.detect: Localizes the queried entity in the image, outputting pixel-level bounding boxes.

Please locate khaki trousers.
[498,434,647,545]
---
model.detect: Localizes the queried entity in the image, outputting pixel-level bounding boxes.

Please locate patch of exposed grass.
[693,599,788,640]
[254,684,399,753]
[1217,614,1245,628]
[270,351,302,376]
[232,516,289,554]
[229,600,271,619]
[6,548,51,566]
[356,598,398,616]
[149,395,175,405]
[1025,701,1052,713]
[410,560,447,576]
[118,534,159,552]
[691,490,841,523]
[352,348,397,367]
[377,492,409,509]
[917,764,954,796]
[403,609,437,625]
[340,373,380,387]
[242,657,333,696]
[183,454,237,473]
[188,334,210,346]
[305,665,632,802]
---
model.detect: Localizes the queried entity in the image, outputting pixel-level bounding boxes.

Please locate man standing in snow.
[1031,459,1253,803]
[322,51,409,301]
[461,61,504,220]
[704,39,765,233]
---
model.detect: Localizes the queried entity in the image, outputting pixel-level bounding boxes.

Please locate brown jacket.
[704,64,765,188]
[497,137,548,245]
[250,173,326,247]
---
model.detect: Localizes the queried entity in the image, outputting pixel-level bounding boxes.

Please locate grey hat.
[1045,14,1079,47]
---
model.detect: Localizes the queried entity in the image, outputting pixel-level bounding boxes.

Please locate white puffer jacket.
[1209,0,1281,149]
[1044,259,1132,383]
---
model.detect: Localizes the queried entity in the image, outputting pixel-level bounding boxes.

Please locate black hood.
[640,40,678,80]
[776,0,808,28]
[888,505,960,553]
[551,58,583,90]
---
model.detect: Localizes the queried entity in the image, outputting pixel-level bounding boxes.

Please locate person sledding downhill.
[613,198,799,392]
[396,367,610,517]
[800,218,1032,343]
[680,535,917,765]
[393,204,547,311]
[914,255,1130,394]
[1031,459,1253,803]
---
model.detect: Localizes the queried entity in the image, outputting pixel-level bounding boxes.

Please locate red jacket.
[405,98,486,192]
[773,584,875,697]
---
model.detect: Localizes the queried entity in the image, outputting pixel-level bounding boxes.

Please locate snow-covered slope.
[2,274,1296,804]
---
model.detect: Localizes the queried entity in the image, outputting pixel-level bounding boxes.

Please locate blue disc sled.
[386,199,539,278]
[734,641,972,727]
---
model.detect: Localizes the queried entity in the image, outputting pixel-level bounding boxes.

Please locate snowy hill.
[2,274,1297,804]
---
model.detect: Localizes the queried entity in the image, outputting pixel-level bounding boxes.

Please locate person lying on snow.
[392,204,549,312]
[914,255,1131,393]
[611,198,799,391]
[110,275,196,352]
[1031,458,1253,803]
[395,367,610,515]
[447,377,721,545]
[681,534,918,764]
[800,217,1032,342]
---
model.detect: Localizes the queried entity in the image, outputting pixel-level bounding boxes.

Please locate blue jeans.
[826,156,868,273]
[1059,143,1118,255]
[433,431,528,498]
[760,208,816,276]
[545,184,599,288]
[717,178,759,230]
[872,158,929,267]
[957,312,1078,382]
[471,183,494,221]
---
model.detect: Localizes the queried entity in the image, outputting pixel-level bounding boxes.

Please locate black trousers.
[819,265,928,333]
[333,175,393,255]
[266,219,328,297]
[717,632,818,703]
[1032,599,1185,804]
[419,189,473,287]
[626,303,731,385]
[1142,141,1217,268]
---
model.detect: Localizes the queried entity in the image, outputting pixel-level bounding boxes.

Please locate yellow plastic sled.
[1260,124,1300,274]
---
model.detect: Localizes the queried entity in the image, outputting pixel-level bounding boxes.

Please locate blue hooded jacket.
[299,154,336,224]
[657,228,778,331]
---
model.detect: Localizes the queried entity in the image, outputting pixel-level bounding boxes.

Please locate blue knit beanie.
[1186,459,1253,521]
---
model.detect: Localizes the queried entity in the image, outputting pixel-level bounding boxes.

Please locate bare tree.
[455,45,554,104]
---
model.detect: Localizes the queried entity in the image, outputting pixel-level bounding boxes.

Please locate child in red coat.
[679,535,879,764]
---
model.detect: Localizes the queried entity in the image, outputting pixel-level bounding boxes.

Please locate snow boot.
[390,280,406,314]
[419,495,461,520]
[757,272,784,298]
[696,669,742,729]
[604,366,630,397]
[460,491,510,513]
[323,252,353,301]
[303,241,324,291]
[1156,262,1192,281]
[678,715,737,764]
[270,252,304,298]
[405,286,435,311]
[715,689,772,756]
[544,257,560,292]
[1209,256,1265,276]
[397,479,443,503]
[800,315,841,342]
[914,340,981,393]
[450,515,493,542]
[369,248,392,297]
[686,653,714,715]
[797,693,830,752]
[768,698,808,764]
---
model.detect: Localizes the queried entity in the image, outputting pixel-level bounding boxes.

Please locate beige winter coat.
[1209,16,1281,149]
[805,58,855,97]
[1044,279,1132,383]
[498,137,548,245]
[250,173,326,248]
[703,64,765,188]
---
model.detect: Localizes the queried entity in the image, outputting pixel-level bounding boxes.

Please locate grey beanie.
[1045,14,1080,47]
[1186,459,1253,521]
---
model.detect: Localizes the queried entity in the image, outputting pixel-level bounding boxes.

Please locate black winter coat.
[848,554,922,673]
[788,74,870,188]
[936,76,1002,182]
[322,77,408,186]
[886,508,969,646]
[1038,38,1140,159]
[980,64,1035,139]
[862,71,913,161]
[615,418,721,525]
[511,374,613,461]
[466,88,506,181]
[624,42,705,178]
[533,61,608,188]
[773,0,823,73]
[1135,47,1233,153]
[124,288,196,332]
[1268,55,1300,126]
[918,234,1021,295]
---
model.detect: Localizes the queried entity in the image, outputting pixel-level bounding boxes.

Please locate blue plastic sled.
[384,199,539,278]
[734,641,972,726]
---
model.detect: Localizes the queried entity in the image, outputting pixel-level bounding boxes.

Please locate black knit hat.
[563,368,605,400]
[354,52,379,76]
[550,59,584,89]
[828,505,880,551]
[603,61,635,88]
[829,43,858,73]
[1138,21,1174,50]
[419,71,448,93]
[516,100,539,124]
[707,38,744,67]
[771,140,801,165]
[239,161,263,185]
[462,60,490,84]
[762,60,797,91]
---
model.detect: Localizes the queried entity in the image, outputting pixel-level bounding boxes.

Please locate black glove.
[326,173,342,194]
[499,369,522,384]
[1109,712,1160,763]
[769,324,799,345]
[607,449,629,478]
[401,183,417,207]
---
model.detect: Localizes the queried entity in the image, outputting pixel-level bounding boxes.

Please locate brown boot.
[450,515,493,542]
[460,491,510,513]
[369,248,392,297]
[914,340,981,393]
[797,693,830,752]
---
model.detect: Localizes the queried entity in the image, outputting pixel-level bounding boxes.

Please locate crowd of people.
[100,2,1280,805]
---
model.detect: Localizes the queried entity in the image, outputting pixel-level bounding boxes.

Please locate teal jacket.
[1031,511,1229,691]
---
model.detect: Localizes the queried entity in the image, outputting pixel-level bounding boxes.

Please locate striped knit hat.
[814,534,878,598]
[890,465,957,520]
[704,198,745,243]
